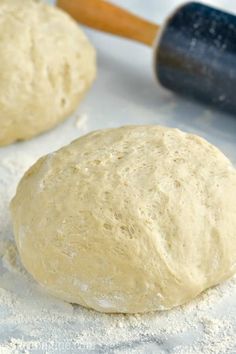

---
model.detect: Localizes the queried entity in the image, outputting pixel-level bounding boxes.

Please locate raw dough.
[0,0,96,146]
[11,125,236,313]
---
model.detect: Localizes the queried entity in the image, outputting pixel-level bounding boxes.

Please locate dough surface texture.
[11,125,236,313]
[0,0,96,146]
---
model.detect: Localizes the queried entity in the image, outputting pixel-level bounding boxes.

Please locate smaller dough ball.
[0,0,96,146]
[11,125,236,313]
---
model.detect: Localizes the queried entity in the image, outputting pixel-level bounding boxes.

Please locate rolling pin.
[57,0,236,115]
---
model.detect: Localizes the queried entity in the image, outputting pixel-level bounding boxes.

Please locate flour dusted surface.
[0,239,236,353]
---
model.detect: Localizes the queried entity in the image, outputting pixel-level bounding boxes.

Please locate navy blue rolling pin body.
[155,2,236,114]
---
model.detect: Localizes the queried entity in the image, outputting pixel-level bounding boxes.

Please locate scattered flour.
[75,113,89,132]
[0,150,236,354]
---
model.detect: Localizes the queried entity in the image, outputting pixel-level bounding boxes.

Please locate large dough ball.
[11,125,236,313]
[0,0,96,146]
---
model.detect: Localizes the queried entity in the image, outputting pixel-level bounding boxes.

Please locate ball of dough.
[0,0,96,146]
[11,125,236,313]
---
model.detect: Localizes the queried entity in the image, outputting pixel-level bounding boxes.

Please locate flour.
[75,113,89,132]
[0,153,236,354]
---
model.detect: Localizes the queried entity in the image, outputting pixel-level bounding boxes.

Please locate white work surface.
[0,1,236,353]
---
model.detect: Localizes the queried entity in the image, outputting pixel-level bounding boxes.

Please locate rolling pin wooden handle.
[57,0,159,46]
